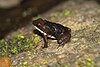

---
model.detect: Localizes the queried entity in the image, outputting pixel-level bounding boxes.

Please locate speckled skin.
[33,18,71,48]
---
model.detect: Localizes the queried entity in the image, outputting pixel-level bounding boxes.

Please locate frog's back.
[44,20,71,37]
[45,20,70,31]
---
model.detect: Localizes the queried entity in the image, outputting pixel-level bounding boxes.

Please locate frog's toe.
[42,44,48,48]
[57,45,61,49]
[42,46,48,48]
[57,44,64,48]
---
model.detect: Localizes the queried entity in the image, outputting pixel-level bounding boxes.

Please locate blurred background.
[0,0,65,39]
[0,0,99,39]
[0,0,100,39]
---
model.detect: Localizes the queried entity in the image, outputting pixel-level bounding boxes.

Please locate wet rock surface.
[1,0,100,67]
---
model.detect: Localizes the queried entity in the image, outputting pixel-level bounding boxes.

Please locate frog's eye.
[68,28,71,30]
[68,28,71,32]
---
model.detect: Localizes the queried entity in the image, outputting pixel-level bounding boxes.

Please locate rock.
[0,0,22,9]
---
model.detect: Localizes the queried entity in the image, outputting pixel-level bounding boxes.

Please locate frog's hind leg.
[57,43,65,49]
[57,39,65,48]
[57,35,70,48]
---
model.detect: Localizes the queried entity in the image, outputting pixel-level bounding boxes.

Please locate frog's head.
[32,18,46,34]
[32,18,45,28]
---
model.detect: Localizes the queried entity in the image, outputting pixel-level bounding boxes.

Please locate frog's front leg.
[42,34,48,48]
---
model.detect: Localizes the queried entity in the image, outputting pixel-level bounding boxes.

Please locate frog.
[32,18,71,48]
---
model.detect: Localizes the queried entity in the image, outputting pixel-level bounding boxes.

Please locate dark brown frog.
[32,18,71,48]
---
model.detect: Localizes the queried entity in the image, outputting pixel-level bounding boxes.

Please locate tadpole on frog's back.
[32,18,71,48]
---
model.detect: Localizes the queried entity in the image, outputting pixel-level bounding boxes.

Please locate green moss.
[32,63,40,67]
[18,61,28,67]
[76,57,95,67]
[61,64,69,67]
[42,58,47,65]
[64,10,71,16]
[0,34,40,57]
[50,12,63,18]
